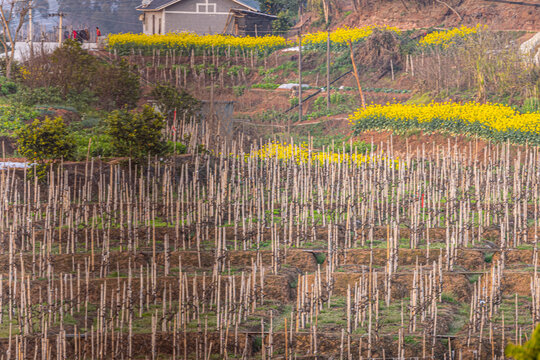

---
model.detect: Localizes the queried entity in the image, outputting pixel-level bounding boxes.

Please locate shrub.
[233,85,246,96]
[343,140,375,154]
[94,60,140,110]
[79,115,101,129]
[20,40,140,111]
[150,83,200,120]
[252,337,262,352]
[440,293,457,304]
[272,11,293,35]
[16,86,64,107]
[17,116,75,178]
[0,104,40,136]
[17,116,75,162]
[0,76,17,96]
[90,134,116,157]
[289,96,298,107]
[166,141,187,155]
[416,31,535,103]
[226,65,242,77]
[314,252,326,264]
[105,105,166,158]
[506,323,540,359]
[522,97,539,113]
[48,40,99,96]
[72,132,116,160]
[65,89,97,111]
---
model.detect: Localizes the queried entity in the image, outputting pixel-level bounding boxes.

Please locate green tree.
[272,12,293,35]
[21,40,140,111]
[506,323,540,359]
[258,0,298,35]
[17,116,75,163]
[106,106,166,159]
[16,116,75,178]
[259,0,299,16]
[150,83,201,120]
[49,39,99,96]
[95,60,140,111]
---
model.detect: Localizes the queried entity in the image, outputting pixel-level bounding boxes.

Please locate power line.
[58,12,143,26]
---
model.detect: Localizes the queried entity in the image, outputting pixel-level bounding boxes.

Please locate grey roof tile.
[234,0,260,11]
[137,0,175,10]
[137,0,260,11]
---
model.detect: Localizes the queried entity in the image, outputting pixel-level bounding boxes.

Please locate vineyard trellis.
[0,118,538,358]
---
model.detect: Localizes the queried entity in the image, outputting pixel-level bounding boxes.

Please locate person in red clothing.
[96,27,101,37]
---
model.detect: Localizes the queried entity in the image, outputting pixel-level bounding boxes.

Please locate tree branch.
[0,0,31,78]
[435,0,463,21]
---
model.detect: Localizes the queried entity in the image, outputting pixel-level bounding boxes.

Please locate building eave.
[230,8,277,18]
[136,0,182,11]
[231,0,258,12]
[136,0,261,13]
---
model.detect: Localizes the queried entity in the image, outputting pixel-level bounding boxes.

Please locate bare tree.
[0,0,31,78]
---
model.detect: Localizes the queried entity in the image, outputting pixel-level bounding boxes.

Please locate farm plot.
[350,102,540,145]
[0,136,539,358]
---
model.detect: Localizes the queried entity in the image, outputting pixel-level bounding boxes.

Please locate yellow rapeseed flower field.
[107,32,293,55]
[107,25,401,54]
[349,102,540,144]
[419,25,485,48]
[302,25,400,47]
[247,141,393,167]
[107,25,485,56]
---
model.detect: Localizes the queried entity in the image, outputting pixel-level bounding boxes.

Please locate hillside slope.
[324,0,539,31]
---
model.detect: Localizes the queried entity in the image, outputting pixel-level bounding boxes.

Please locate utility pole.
[298,32,302,125]
[48,12,65,44]
[27,5,33,58]
[326,30,330,110]
[27,6,32,44]
[59,13,63,44]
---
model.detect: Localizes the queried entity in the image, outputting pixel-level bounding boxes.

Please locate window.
[196,0,217,13]
[152,15,155,34]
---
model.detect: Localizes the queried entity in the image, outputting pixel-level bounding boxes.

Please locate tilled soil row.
[0,247,532,276]
[0,329,503,359]
[3,270,534,305]
[18,224,540,247]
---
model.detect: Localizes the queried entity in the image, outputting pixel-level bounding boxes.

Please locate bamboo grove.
[0,119,540,358]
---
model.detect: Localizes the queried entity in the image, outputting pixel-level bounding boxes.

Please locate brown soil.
[333,0,539,31]
[354,129,531,161]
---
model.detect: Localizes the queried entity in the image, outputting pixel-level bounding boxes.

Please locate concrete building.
[136,0,273,35]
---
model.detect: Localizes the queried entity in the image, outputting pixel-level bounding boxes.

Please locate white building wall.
[142,11,164,35]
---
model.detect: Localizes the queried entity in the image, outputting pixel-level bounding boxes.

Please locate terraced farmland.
[0,135,539,359]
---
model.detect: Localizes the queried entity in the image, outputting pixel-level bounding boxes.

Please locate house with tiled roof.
[136,0,275,35]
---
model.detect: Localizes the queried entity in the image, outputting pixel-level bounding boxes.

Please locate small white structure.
[520,32,540,65]
[277,83,309,90]
[136,0,262,35]
[1,42,98,62]
[0,162,31,170]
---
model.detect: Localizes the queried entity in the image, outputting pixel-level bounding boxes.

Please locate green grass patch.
[314,252,327,264]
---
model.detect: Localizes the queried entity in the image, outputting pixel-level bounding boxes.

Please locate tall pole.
[28,7,32,44]
[298,32,302,125]
[49,13,65,44]
[27,6,33,58]
[58,13,63,44]
[326,30,330,110]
